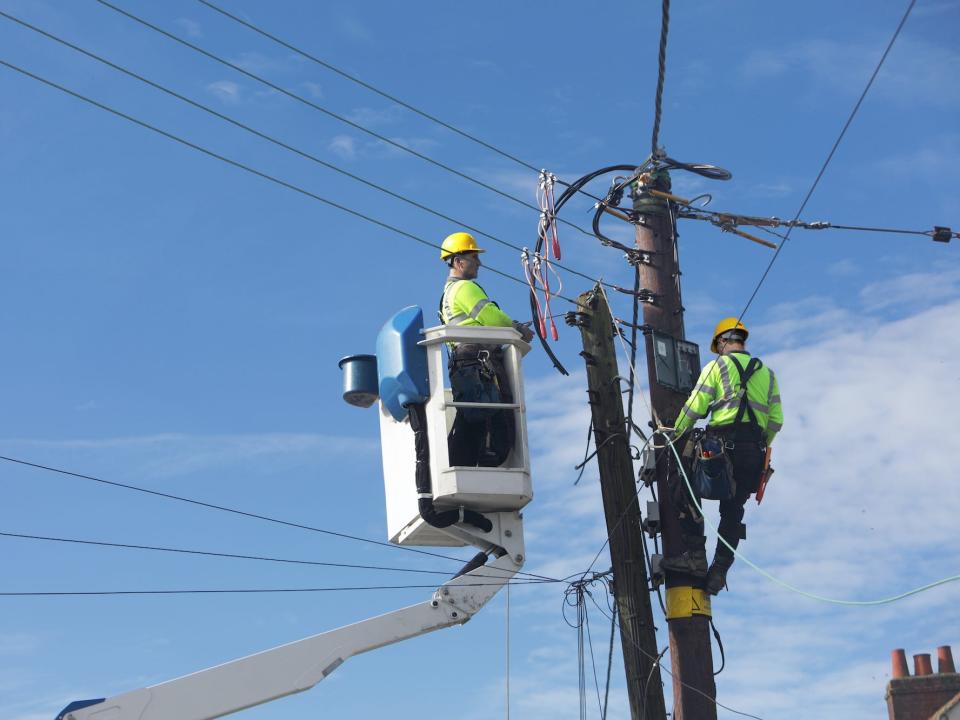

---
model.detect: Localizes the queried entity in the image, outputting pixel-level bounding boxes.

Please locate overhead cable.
[0,530,516,581]
[0,454,558,583]
[0,10,605,289]
[736,0,918,321]
[0,58,578,306]
[92,0,599,241]
[195,0,610,206]
[198,1,535,175]
[650,0,670,154]
[0,579,556,598]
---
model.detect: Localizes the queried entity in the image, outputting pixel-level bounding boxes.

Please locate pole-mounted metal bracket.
[650,554,665,589]
[565,310,590,328]
[641,500,660,537]
[627,250,654,266]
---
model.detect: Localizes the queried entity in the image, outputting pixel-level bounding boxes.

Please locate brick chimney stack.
[886,644,960,720]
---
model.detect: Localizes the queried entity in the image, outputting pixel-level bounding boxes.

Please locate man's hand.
[513,321,535,343]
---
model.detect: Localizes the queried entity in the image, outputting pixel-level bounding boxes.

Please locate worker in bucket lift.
[661,317,783,595]
[439,232,534,467]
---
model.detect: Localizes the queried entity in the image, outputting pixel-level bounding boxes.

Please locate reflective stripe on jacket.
[440,279,513,328]
[673,352,784,444]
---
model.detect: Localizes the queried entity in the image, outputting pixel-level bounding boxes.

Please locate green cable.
[665,438,959,605]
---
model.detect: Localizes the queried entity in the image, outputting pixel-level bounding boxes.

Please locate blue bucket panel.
[376,306,430,421]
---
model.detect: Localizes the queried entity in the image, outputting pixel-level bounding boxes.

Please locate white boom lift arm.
[60,317,533,720]
[58,513,524,720]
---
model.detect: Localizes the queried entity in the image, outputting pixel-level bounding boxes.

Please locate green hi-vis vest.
[674,352,784,444]
[439,278,513,328]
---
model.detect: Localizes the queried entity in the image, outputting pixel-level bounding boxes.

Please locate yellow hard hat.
[440,231,485,260]
[711,317,749,353]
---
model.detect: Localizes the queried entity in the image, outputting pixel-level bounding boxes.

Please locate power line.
[0,10,606,289]
[0,454,559,583]
[824,223,956,239]
[196,0,538,175]
[0,580,556,598]
[194,0,609,207]
[0,58,578,306]
[736,0,917,322]
[92,0,599,241]
[0,530,515,580]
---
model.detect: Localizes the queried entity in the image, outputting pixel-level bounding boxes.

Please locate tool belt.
[706,423,766,450]
[449,344,502,375]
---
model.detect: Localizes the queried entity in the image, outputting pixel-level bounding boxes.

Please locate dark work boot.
[660,548,708,578]
[706,554,735,595]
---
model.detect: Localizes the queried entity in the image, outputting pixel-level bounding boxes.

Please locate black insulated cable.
[0,59,578,306]
[0,10,606,289]
[0,530,518,580]
[0,454,558,582]
[0,580,557,597]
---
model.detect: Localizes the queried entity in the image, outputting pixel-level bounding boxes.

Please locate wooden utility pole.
[634,170,717,719]
[576,288,666,720]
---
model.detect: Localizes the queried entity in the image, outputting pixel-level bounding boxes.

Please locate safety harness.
[720,354,765,441]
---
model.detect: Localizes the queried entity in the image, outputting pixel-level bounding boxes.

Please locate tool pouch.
[692,435,736,500]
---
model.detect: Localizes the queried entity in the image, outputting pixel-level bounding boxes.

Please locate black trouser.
[447,345,515,467]
[676,425,765,559]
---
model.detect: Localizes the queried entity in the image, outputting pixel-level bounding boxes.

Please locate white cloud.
[206,80,241,104]
[347,105,405,127]
[328,134,357,160]
[230,51,304,75]
[827,258,860,277]
[0,633,40,655]
[302,81,323,99]
[859,265,960,311]
[1,432,376,480]
[339,16,373,43]
[741,37,960,108]
[174,17,202,38]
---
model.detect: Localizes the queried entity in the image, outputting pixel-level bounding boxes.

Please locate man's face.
[455,252,481,279]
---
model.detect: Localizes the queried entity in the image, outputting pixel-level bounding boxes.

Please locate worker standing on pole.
[438,231,533,467]
[664,317,784,594]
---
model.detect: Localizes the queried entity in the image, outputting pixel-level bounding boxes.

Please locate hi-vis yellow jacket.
[673,352,783,444]
[440,278,513,328]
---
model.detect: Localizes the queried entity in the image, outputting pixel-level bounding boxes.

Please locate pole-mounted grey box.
[651,330,701,393]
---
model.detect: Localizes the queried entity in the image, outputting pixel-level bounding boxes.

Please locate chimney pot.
[891,648,910,678]
[914,653,933,676]
[938,645,956,674]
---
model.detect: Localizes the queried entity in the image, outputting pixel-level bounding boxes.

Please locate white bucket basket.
[380,324,533,547]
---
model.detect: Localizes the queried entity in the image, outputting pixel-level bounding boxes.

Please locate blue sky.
[1,1,958,718]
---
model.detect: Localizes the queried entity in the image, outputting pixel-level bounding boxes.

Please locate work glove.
[513,321,535,343]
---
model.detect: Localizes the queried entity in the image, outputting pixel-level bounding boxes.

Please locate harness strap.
[726,355,763,427]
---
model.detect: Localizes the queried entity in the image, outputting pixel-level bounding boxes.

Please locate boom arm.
[58,513,524,720]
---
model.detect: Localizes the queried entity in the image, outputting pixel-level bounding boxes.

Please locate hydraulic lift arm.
[57,514,524,720]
